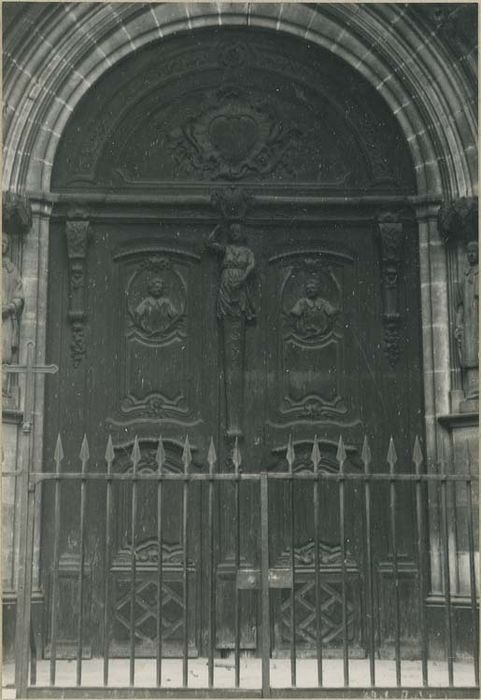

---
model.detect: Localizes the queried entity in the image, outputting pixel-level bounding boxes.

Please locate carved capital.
[65,220,90,367]
[378,214,405,367]
[210,187,253,221]
[2,192,32,236]
[438,197,478,245]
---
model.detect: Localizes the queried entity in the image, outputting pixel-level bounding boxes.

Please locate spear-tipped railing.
[12,430,480,697]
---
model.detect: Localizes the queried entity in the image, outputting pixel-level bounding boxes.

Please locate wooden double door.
[43,212,424,658]
[42,26,425,659]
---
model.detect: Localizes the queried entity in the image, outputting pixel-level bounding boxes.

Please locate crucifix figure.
[4,341,58,432]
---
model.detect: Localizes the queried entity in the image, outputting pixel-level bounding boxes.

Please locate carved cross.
[4,341,58,432]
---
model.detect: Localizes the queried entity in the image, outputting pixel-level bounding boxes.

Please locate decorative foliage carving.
[168,88,301,181]
[65,220,90,368]
[438,197,478,245]
[116,540,193,568]
[276,540,356,568]
[378,213,405,367]
[2,192,32,236]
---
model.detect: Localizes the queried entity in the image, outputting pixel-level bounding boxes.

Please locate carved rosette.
[378,214,405,367]
[65,220,90,368]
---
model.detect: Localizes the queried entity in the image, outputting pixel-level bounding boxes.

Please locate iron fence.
[11,433,480,698]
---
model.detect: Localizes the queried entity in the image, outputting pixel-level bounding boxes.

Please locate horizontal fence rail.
[12,433,480,699]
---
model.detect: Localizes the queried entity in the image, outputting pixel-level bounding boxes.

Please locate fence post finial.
[311,435,321,472]
[361,435,371,474]
[232,437,242,473]
[387,436,397,473]
[156,435,166,472]
[80,434,90,470]
[182,435,192,472]
[54,433,64,471]
[336,435,346,472]
[412,436,423,474]
[208,437,217,474]
[131,436,141,473]
[286,434,295,473]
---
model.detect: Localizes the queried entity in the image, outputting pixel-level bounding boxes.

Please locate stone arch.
[2,3,476,197]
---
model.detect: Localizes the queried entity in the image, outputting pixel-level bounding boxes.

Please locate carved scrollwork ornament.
[65,220,91,368]
[377,213,405,368]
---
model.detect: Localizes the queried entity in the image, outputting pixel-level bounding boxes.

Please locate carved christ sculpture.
[455,240,479,409]
[207,222,255,437]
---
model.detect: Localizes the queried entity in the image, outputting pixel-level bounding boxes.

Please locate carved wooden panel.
[113,252,192,424]
[265,243,362,449]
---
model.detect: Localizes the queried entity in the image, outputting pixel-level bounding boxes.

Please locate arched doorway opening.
[42,26,425,659]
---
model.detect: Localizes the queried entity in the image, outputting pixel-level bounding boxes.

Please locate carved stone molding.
[2,192,32,236]
[65,220,90,368]
[438,197,478,245]
[378,213,405,367]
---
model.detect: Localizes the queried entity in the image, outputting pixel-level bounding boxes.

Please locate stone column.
[2,193,52,657]
[436,197,479,602]
[416,202,452,595]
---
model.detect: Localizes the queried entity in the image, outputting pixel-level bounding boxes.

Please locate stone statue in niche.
[134,276,179,336]
[207,221,256,438]
[2,232,24,399]
[288,272,340,339]
[455,240,478,410]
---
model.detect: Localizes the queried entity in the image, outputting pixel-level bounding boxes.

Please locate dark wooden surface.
[42,27,424,659]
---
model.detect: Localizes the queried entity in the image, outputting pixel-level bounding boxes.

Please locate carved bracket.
[378,213,405,367]
[2,192,32,237]
[66,220,90,368]
[210,187,253,221]
[438,197,478,245]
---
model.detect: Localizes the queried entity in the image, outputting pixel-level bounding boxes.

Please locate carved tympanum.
[66,220,90,367]
[378,213,405,367]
